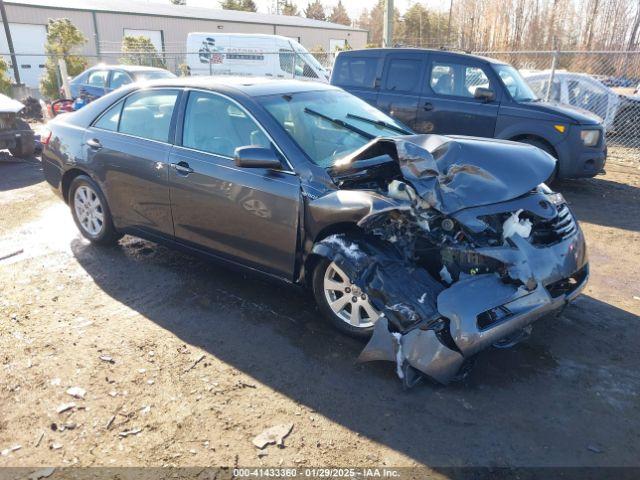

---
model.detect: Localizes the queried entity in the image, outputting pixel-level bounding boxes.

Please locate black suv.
[331,48,607,180]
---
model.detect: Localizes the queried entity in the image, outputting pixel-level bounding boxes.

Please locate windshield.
[258,90,411,168]
[134,70,176,82]
[493,64,538,102]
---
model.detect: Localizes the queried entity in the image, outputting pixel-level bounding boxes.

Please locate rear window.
[333,56,378,88]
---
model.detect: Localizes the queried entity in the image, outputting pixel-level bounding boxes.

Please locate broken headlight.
[580,129,600,147]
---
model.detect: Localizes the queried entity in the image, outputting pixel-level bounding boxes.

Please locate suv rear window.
[333,56,378,88]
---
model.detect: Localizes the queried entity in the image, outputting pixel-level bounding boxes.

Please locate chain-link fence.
[474,50,640,163]
[5,46,639,164]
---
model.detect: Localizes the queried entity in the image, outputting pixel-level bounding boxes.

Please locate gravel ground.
[0,149,639,473]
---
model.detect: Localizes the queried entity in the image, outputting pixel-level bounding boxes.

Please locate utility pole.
[383,0,394,47]
[0,0,20,84]
[447,0,454,46]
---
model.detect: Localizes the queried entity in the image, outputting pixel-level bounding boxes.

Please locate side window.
[430,63,455,95]
[109,71,132,89]
[385,58,421,92]
[279,49,294,75]
[94,101,123,131]
[182,91,270,158]
[87,70,108,87]
[333,57,378,88]
[464,66,489,97]
[430,61,490,98]
[118,89,179,142]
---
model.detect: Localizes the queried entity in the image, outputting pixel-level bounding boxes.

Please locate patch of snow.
[325,235,364,261]
[417,293,427,304]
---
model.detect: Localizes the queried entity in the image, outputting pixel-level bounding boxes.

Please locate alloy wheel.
[323,261,380,328]
[74,185,105,237]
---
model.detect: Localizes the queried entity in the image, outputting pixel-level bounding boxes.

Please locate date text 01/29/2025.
[232,468,401,478]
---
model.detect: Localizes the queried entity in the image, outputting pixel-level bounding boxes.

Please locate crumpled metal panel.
[336,134,556,215]
[401,327,464,385]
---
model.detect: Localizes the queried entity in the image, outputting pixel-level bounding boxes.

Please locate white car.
[524,71,640,135]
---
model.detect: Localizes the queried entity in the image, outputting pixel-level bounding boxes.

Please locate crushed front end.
[310,134,588,387]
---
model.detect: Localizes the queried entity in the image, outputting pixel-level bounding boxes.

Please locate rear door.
[85,88,181,237]
[417,54,499,136]
[168,89,301,279]
[331,54,382,106]
[376,52,426,130]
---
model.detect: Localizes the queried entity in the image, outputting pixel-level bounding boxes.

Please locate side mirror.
[234,146,282,169]
[474,87,496,102]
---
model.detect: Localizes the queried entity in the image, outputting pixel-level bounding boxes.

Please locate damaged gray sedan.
[42,79,588,387]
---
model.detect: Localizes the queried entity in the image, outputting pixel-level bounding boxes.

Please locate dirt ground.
[0,143,639,473]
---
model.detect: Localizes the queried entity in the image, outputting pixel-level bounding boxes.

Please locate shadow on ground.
[555,177,640,232]
[0,156,43,192]
[71,236,640,467]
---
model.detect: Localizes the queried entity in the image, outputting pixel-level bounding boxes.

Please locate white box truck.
[186,33,330,82]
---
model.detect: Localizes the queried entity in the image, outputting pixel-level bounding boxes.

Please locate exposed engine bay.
[308,134,589,388]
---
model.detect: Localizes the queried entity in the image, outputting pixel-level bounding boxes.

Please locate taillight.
[40,127,52,146]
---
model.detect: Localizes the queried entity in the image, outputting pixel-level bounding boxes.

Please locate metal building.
[0,0,368,88]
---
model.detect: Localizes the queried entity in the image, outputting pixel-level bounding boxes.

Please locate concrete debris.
[119,427,143,437]
[252,423,294,449]
[50,443,63,450]
[50,378,61,386]
[1,445,21,456]
[56,402,76,414]
[66,386,86,399]
[99,355,115,364]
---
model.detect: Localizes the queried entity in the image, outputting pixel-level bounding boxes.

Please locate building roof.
[7,0,364,32]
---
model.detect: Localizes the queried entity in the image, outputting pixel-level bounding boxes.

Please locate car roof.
[338,48,508,65]
[137,76,341,96]
[87,64,170,73]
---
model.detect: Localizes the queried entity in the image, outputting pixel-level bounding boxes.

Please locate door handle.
[423,102,434,111]
[172,161,194,175]
[86,138,102,149]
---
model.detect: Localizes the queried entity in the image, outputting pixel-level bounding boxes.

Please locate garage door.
[0,23,47,89]
[123,29,163,52]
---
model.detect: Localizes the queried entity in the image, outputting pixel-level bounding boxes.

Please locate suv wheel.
[518,137,558,183]
[312,258,381,339]
[69,175,122,246]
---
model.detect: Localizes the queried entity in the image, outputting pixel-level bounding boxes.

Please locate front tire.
[69,175,121,246]
[312,258,381,339]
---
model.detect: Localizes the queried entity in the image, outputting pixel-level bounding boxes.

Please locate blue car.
[331,49,607,180]
[68,65,176,102]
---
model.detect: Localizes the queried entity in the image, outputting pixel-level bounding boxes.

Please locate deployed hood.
[337,134,556,215]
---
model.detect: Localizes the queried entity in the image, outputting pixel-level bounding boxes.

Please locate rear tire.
[69,175,122,246]
[312,257,381,339]
[517,137,558,184]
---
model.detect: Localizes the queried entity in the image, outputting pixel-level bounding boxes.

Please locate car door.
[417,55,498,136]
[168,89,301,279]
[376,53,425,130]
[85,88,181,237]
[83,69,109,100]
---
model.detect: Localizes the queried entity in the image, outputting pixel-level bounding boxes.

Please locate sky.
[144,0,448,22]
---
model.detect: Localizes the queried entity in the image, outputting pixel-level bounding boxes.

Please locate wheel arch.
[61,168,92,204]
[301,221,363,288]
